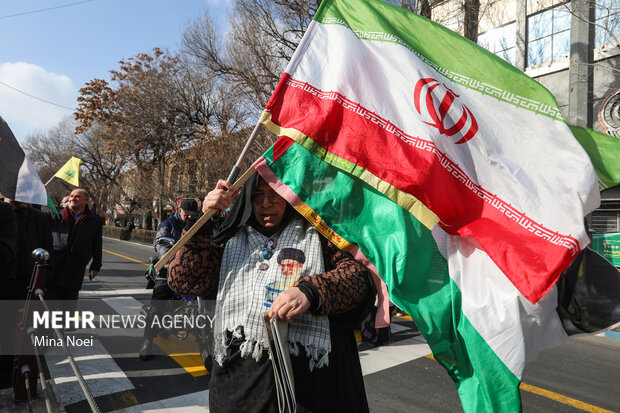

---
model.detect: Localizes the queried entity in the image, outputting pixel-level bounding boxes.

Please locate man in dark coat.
[47,189,102,305]
[153,204,189,255]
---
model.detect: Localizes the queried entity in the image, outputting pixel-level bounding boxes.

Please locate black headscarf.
[212,172,295,244]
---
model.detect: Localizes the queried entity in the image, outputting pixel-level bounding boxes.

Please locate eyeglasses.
[256,238,277,271]
[251,192,286,205]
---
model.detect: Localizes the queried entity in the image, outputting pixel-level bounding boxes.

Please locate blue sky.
[0,0,232,142]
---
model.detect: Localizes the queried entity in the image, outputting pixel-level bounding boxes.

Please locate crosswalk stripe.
[359,335,431,376]
[102,296,144,316]
[390,322,410,333]
[45,338,134,406]
[112,390,210,412]
[81,289,152,298]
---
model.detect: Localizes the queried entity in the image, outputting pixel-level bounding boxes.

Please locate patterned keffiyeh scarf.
[213,216,331,369]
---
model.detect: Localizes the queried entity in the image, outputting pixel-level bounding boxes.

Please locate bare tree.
[182,0,321,113]
[23,118,78,205]
[74,48,222,224]
[23,117,135,218]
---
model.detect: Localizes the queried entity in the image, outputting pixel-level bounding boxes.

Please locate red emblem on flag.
[414,78,478,144]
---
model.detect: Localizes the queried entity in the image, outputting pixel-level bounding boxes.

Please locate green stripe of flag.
[570,126,620,190]
[262,141,521,411]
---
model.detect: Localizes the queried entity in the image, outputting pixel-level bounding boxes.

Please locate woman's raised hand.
[203,180,238,213]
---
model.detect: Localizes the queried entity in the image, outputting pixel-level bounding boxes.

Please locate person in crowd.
[50,195,70,213]
[0,198,52,388]
[138,198,199,360]
[1,198,52,300]
[168,174,374,412]
[47,189,102,309]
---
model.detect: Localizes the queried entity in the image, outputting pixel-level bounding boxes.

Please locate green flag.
[46,192,59,218]
[570,125,620,190]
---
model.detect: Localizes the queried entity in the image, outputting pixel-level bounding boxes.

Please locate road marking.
[112,390,210,412]
[102,296,144,316]
[519,383,615,413]
[359,335,430,376]
[81,288,151,298]
[45,338,134,406]
[103,248,149,266]
[424,354,614,413]
[390,322,410,333]
[153,335,208,377]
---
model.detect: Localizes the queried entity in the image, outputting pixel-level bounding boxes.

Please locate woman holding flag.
[168,173,374,412]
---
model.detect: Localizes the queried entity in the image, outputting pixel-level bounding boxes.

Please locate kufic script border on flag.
[318,11,564,121]
[265,76,581,254]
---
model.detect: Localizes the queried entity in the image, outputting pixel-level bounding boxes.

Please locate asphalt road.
[17,237,620,413]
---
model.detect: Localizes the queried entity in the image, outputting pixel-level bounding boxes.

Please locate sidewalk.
[0,379,65,413]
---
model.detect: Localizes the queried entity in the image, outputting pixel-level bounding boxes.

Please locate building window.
[591,200,620,233]
[527,2,572,67]
[595,0,620,48]
[478,22,516,65]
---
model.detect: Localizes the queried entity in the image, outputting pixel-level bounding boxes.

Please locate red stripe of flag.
[264,73,576,303]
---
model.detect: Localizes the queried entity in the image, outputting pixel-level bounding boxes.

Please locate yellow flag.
[53,156,82,186]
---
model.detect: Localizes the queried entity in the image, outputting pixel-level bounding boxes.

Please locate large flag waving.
[0,116,49,206]
[251,0,601,411]
[53,156,83,186]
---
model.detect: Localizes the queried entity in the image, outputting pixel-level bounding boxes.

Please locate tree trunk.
[463,0,480,42]
[143,210,153,230]
[418,0,431,19]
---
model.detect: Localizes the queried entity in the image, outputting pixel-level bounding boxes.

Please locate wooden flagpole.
[154,123,264,271]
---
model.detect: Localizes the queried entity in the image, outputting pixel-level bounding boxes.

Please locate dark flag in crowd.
[0,116,49,207]
[558,246,620,335]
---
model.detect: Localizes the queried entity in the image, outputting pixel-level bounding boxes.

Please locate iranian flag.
[251,0,600,411]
